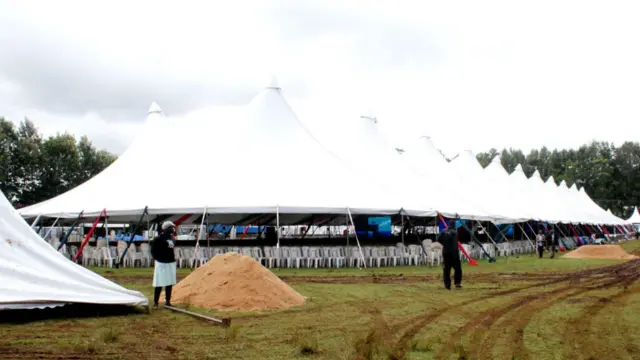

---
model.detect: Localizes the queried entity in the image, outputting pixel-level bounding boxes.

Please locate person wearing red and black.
[437,220,462,290]
[150,221,177,309]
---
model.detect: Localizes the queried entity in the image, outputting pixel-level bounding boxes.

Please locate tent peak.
[491,156,501,164]
[148,102,163,115]
[360,115,378,124]
[514,163,523,171]
[532,169,541,177]
[546,175,556,184]
[266,75,281,90]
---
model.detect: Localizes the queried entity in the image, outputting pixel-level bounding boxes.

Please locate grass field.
[2,241,640,360]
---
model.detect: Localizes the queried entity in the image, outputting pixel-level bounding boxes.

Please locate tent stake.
[164,305,231,327]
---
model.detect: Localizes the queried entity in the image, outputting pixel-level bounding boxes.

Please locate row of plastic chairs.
[51,235,629,269]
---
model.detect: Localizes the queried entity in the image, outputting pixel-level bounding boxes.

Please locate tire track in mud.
[474,271,640,360]
[386,260,640,360]
[562,278,640,360]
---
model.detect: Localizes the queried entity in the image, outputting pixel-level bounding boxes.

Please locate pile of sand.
[563,245,639,260]
[172,253,305,312]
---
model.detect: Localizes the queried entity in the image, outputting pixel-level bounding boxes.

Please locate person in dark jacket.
[437,220,462,289]
[151,221,177,309]
[547,228,557,258]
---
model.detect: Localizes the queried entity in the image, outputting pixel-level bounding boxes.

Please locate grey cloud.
[265,2,442,69]
[0,14,309,123]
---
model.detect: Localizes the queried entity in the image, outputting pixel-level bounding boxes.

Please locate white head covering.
[162,221,176,230]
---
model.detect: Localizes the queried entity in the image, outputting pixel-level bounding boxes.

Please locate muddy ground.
[2,257,640,359]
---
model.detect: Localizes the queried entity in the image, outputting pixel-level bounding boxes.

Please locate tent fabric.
[0,189,148,310]
[19,84,433,221]
[320,120,497,221]
[628,207,640,224]
[402,138,513,222]
[447,152,523,223]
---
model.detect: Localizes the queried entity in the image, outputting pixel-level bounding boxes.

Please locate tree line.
[475,141,640,218]
[1,117,639,218]
[0,117,117,208]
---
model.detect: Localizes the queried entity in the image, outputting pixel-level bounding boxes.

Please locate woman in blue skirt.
[150,221,177,309]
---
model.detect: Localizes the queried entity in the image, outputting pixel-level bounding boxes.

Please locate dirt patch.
[563,245,638,260]
[172,253,306,312]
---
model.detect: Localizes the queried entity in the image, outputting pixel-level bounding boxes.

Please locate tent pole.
[105,211,110,252]
[516,223,535,249]
[347,208,366,269]
[42,216,60,242]
[31,214,42,228]
[117,206,149,269]
[345,212,350,266]
[73,209,106,262]
[192,206,208,269]
[475,221,498,246]
[276,205,280,248]
[401,211,405,246]
[58,211,84,251]
[206,213,210,255]
[404,214,427,265]
[458,219,494,262]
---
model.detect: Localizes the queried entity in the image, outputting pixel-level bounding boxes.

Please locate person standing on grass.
[548,228,557,259]
[536,229,545,258]
[150,221,177,309]
[437,220,462,290]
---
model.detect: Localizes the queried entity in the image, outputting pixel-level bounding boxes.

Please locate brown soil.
[563,245,639,260]
[171,253,306,312]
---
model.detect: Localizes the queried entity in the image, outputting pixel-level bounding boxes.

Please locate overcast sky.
[1,0,639,157]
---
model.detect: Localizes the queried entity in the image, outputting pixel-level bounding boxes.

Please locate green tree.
[77,135,116,183]
[499,148,525,173]
[11,118,44,206]
[476,148,498,167]
[36,133,83,202]
[0,117,18,201]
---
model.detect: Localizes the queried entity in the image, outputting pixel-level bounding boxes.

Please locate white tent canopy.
[19,83,434,222]
[0,190,147,310]
[628,207,640,224]
[402,137,511,221]
[447,152,523,223]
[319,116,497,221]
[481,157,537,222]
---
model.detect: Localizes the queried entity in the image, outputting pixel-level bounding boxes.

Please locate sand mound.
[563,245,639,260]
[172,253,305,312]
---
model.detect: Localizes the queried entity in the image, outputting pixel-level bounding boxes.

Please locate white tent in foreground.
[0,190,148,310]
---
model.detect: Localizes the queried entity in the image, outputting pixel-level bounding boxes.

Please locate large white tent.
[318,116,500,221]
[628,207,640,224]
[448,152,526,223]
[402,137,513,222]
[19,82,434,223]
[0,190,147,310]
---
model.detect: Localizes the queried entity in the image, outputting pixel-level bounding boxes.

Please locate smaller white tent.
[0,190,148,310]
[628,207,640,224]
